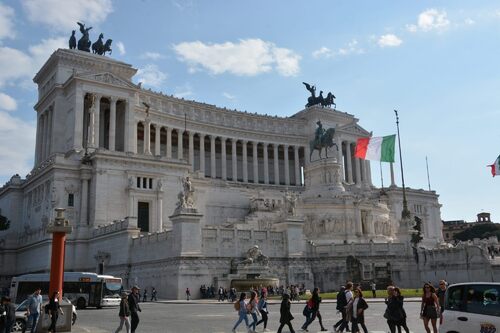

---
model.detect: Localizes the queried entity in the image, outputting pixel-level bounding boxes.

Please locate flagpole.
[380,160,384,188]
[394,110,410,219]
[426,156,431,191]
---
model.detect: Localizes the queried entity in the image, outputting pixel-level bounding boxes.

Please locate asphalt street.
[73,300,432,333]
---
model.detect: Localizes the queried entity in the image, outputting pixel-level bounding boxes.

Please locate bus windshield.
[103,279,122,297]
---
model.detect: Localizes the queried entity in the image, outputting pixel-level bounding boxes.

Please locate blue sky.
[0,0,498,222]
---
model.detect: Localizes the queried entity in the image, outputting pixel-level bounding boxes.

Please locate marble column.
[242,141,248,183]
[221,137,227,180]
[355,156,361,187]
[46,107,53,157]
[177,129,183,160]
[304,145,310,167]
[366,161,372,185]
[155,125,161,156]
[346,142,353,183]
[252,142,258,183]
[294,146,300,186]
[284,145,290,186]
[94,95,101,148]
[232,139,237,181]
[35,113,42,164]
[273,144,280,185]
[199,134,205,176]
[109,97,117,151]
[144,120,151,155]
[166,127,172,158]
[74,88,84,152]
[337,138,343,165]
[188,132,194,171]
[210,135,216,178]
[40,113,46,160]
[354,207,363,236]
[157,189,163,231]
[125,100,135,154]
[263,143,269,184]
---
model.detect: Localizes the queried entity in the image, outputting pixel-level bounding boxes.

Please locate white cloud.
[173,38,301,77]
[136,64,167,88]
[0,111,36,179]
[312,40,363,59]
[140,52,163,60]
[22,0,113,31]
[464,18,475,25]
[0,37,66,87]
[222,92,235,100]
[116,41,126,55]
[0,92,17,111]
[378,34,403,47]
[408,9,450,32]
[0,3,15,40]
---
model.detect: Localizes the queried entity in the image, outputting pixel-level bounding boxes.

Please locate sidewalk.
[156,297,422,305]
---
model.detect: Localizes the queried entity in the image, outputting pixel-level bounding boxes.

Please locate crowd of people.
[230,280,449,333]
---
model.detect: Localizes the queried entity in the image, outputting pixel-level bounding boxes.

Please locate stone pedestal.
[303,158,344,199]
[274,217,306,256]
[169,208,203,256]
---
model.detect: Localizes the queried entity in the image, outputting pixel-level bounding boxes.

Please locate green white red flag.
[487,155,500,177]
[355,135,396,162]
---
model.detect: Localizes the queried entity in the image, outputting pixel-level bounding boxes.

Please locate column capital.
[209,134,216,141]
[252,141,258,147]
[219,136,226,142]
[198,132,205,139]
[188,131,195,138]
[241,139,248,144]
[283,144,289,149]
[273,143,279,149]
[109,96,118,103]
[155,123,162,130]
[232,137,238,143]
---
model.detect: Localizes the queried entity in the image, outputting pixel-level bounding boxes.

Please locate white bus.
[10,272,122,308]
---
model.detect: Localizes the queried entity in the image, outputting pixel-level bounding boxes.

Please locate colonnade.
[338,139,372,187]
[136,122,305,186]
[86,94,126,151]
[35,105,53,164]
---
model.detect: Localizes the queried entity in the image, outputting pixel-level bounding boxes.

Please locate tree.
[453,223,500,241]
[0,213,10,231]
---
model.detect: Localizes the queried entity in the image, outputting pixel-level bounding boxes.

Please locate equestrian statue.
[302,82,336,108]
[70,22,112,56]
[309,120,338,161]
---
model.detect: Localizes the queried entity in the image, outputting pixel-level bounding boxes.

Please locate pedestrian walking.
[436,280,447,325]
[247,291,259,332]
[128,286,142,333]
[335,282,353,332]
[420,283,439,333]
[47,291,64,333]
[115,292,131,333]
[218,287,225,302]
[150,287,157,302]
[350,288,368,333]
[384,286,404,333]
[24,287,43,333]
[301,287,327,332]
[186,287,191,301]
[255,290,269,331]
[0,298,5,333]
[370,281,376,298]
[393,287,410,333]
[232,292,250,333]
[142,288,148,303]
[1,296,15,333]
[277,293,295,333]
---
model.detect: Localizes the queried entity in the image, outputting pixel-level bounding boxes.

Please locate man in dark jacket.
[1,296,16,333]
[128,286,142,333]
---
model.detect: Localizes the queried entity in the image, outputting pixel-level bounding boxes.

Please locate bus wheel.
[76,297,86,309]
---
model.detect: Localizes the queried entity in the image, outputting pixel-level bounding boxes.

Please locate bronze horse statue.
[92,36,112,56]
[309,127,338,161]
[321,92,336,108]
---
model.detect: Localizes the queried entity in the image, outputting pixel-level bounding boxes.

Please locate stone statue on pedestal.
[239,245,269,266]
[175,176,196,213]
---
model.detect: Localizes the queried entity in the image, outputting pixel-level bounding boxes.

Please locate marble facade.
[0,49,498,299]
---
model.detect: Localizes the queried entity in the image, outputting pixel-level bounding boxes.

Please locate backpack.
[234,301,240,311]
[336,289,347,310]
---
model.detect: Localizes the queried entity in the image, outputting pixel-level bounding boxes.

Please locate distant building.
[442,212,494,242]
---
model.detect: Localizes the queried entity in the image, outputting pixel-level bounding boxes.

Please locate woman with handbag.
[255,290,269,331]
[384,286,403,333]
[277,293,295,333]
[350,288,368,333]
[232,292,250,333]
[420,283,440,333]
[247,291,259,332]
[394,287,410,333]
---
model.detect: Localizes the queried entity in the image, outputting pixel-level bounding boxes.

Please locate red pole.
[48,232,66,300]
[47,208,72,301]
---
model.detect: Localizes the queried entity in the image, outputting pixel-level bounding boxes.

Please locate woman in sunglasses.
[420,283,439,333]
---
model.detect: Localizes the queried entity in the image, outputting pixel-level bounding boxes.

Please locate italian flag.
[355,135,396,162]
[488,155,500,177]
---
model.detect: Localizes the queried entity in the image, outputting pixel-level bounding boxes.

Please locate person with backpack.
[247,291,259,332]
[255,290,269,331]
[114,292,131,333]
[232,292,250,333]
[335,282,353,332]
[277,293,295,333]
[300,287,327,332]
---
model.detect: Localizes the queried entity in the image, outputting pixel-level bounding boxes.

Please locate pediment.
[338,123,371,136]
[76,72,137,89]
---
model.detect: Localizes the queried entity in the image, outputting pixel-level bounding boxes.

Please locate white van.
[440,282,500,333]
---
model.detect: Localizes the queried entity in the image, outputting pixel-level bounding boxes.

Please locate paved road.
[73,300,433,333]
